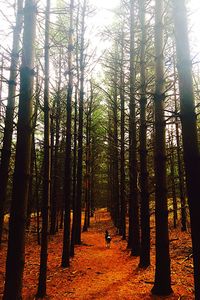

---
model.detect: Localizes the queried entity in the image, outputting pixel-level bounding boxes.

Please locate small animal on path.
[105,230,112,248]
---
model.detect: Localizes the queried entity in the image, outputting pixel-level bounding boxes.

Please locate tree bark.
[128,0,140,255]
[172,0,200,297]
[83,83,92,232]
[61,0,74,267]
[75,0,86,245]
[36,0,51,297]
[70,83,78,257]
[138,0,150,268]
[3,1,36,298]
[119,29,126,240]
[151,0,172,295]
[173,67,187,231]
[113,45,120,230]
[0,0,24,244]
[50,50,62,235]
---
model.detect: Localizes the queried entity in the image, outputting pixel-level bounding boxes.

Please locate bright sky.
[0,0,200,60]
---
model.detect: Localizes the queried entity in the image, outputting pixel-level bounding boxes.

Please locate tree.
[119,27,126,240]
[112,47,120,230]
[62,0,74,267]
[83,81,93,232]
[36,0,51,297]
[50,50,62,235]
[138,0,150,268]
[0,0,24,244]
[3,0,37,298]
[75,0,87,244]
[172,0,200,297]
[151,0,173,295]
[128,0,140,255]
[70,4,80,256]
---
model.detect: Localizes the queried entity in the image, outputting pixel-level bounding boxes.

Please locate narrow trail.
[0,209,194,299]
[38,209,193,300]
[63,210,140,300]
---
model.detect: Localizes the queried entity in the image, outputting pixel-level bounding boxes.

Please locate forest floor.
[0,209,195,299]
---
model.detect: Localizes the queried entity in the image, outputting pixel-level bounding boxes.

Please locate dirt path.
[0,209,194,299]
[61,210,140,300]
[40,209,193,300]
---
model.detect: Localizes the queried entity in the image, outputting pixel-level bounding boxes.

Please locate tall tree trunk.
[113,45,120,230]
[70,3,80,255]
[138,0,150,268]
[119,29,126,240]
[50,51,62,235]
[90,139,95,217]
[173,65,187,231]
[61,0,74,267]
[128,0,140,255]
[0,55,4,122]
[0,0,24,244]
[70,83,78,257]
[83,82,92,231]
[34,143,41,245]
[169,137,177,229]
[172,0,200,297]
[3,1,36,298]
[36,0,51,297]
[83,108,90,231]
[175,118,187,231]
[26,118,37,230]
[151,0,172,295]
[26,73,39,229]
[34,67,41,245]
[75,0,86,245]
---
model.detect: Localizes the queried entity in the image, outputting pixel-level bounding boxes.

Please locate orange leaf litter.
[0,209,194,299]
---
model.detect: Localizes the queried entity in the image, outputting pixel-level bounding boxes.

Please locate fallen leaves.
[0,209,195,299]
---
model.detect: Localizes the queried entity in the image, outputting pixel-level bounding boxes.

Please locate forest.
[0,0,200,299]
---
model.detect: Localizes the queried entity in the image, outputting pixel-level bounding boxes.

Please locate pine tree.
[62,0,74,267]
[172,0,200,297]
[151,0,172,295]
[36,0,51,297]
[3,0,37,298]
[0,0,24,244]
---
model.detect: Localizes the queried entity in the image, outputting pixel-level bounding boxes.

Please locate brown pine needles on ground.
[0,209,194,299]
